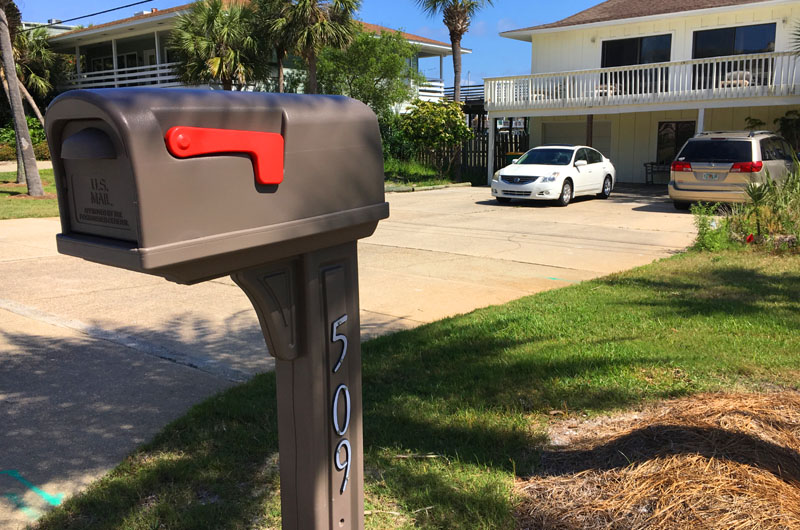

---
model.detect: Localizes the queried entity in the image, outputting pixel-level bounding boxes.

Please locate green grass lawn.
[33,250,800,529]
[0,169,59,220]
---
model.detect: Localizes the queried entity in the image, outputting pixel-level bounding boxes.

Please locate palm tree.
[170,0,259,90]
[415,0,492,103]
[0,0,41,196]
[284,0,359,94]
[13,27,55,127]
[254,0,296,93]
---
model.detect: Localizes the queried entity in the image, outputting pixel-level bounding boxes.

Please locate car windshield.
[677,140,752,163]
[516,148,574,166]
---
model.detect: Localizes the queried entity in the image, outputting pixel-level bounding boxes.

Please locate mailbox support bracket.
[232,242,365,530]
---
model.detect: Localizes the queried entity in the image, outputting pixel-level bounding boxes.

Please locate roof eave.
[500,0,796,40]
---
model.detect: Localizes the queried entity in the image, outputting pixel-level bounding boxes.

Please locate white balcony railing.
[485,52,800,112]
[417,79,445,101]
[66,62,182,89]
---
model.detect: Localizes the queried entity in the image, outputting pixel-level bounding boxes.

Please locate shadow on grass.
[538,424,800,485]
[8,252,799,528]
[603,264,800,320]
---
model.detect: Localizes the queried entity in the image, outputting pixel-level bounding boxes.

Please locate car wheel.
[496,197,511,204]
[673,201,691,211]
[598,176,612,199]
[556,180,572,207]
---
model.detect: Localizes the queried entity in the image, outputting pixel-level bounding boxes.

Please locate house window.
[601,35,671,95]
[601,34,671,67]
[692,23,776,89]
[693,23,775,59]
[656,121,696,164]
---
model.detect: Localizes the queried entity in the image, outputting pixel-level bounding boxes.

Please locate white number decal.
[332,384,351,436]
[334,439,351,494]
[331,314,348,373]
[330,314,351,496]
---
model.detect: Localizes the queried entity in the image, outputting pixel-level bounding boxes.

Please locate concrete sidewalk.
[0,186,695,527]
[0,160,53,173]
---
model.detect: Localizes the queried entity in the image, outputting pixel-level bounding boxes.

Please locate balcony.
[484,52,800,113]
[65,62,182,89]
[417,78,445,101]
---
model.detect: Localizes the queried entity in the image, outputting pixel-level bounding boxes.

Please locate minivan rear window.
[677,140,752,163]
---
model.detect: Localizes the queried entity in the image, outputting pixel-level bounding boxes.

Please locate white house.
[484,0,800,183]
[47,2,467,101]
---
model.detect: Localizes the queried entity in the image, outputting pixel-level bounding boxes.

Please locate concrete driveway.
[0,185,695,527]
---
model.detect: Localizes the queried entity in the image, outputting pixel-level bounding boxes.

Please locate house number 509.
[331,314,351,494]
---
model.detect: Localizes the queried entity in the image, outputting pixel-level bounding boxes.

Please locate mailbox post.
[45,88,389,530]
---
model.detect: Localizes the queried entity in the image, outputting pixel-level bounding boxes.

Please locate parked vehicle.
[491,145,616,206]
[668,131,797,210]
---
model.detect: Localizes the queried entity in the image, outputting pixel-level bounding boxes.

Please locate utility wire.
[21,0,154,33]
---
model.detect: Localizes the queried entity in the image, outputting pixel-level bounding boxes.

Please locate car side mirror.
[575,160,587,167]
[512,158,519,164]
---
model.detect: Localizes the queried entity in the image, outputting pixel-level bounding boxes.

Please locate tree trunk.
[18,79,44,128]
[0,65,23,183]
[451,35,462,103]
[0,5,41,196]
[277,48,285,93]
[307,51,318,94]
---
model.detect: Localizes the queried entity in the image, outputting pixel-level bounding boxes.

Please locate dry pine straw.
[515,393,800,529]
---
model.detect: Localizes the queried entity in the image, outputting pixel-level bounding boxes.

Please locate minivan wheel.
[674,200,691,211]
[598,176,612,199]
[557,180,572,207]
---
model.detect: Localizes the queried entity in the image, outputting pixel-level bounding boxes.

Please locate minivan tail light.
[671,161,693,172]
[730,161,763,173]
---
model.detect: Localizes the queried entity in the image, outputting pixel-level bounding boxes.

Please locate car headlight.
[492,171,500,181]
[540,172,560,183]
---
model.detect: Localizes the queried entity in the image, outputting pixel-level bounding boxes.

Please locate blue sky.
[20,0,599,85]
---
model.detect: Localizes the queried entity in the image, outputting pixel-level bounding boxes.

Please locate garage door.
[542,122,611,157]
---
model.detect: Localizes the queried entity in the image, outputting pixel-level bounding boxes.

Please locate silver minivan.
[668,131,797,210]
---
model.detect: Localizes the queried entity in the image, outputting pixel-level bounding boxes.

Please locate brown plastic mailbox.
[45,88,389,530]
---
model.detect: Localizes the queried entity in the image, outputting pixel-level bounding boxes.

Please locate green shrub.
[690,202,736,251]
[0,117,46,146]
[34,141,50,160]
[384,157,438,183]
[0,143,15,161]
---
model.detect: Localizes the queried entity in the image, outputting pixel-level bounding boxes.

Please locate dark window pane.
[575,149,588,162]
[734,23,775,54]
[656,121,696,164]
[760,138,777,160]
[518,149,574,166]
[640,34,672,64]
[780,140,795,161]
[602,38,639,67]
[693,27,735,58]
[588,149,603,164]
[677,140,752,163]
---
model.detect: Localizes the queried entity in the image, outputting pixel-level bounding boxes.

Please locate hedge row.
[0,142,51,161]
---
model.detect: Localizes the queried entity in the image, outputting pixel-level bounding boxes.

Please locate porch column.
[74,45,81,75]
[111,38,119,87]
[586,114,594,147]
[439,55,443,83]
[487,116,496,185]
[697,108,705,133]
[154,31,162,84]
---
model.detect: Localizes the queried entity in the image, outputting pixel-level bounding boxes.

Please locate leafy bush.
[399,99,473,177]
[0,143,15,161]
[690,203,735,252]
[383,157,438,183]
[379,113,414,161]
[34,141,50,160]
[0,116,47,145]
[696,168,800,252]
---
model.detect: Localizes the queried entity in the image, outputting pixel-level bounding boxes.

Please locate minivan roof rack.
[748,130,774,137]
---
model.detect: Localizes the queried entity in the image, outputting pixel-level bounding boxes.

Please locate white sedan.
[491,145,616,206]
